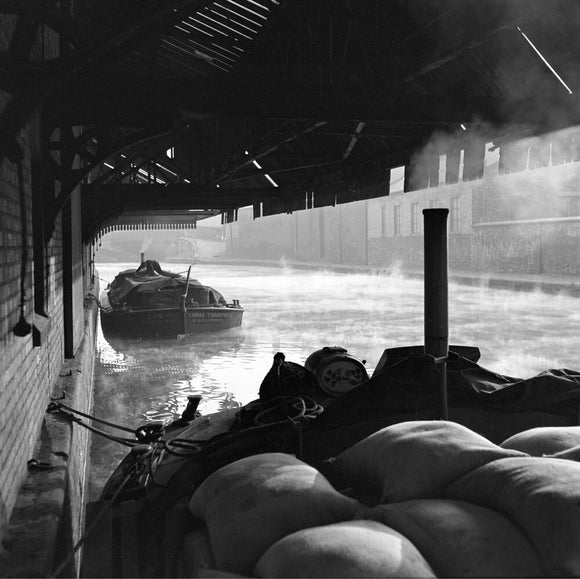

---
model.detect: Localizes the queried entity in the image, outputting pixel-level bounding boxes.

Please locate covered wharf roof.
[3,1,580,239]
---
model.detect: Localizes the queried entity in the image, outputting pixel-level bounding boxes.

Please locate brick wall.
[472,218,580,275]
[0,16,94,556]
[71,189,85,348]
[0,132,66,538]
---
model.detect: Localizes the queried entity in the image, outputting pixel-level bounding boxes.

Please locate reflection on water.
[98,331,246,419]
[90,261,580,494]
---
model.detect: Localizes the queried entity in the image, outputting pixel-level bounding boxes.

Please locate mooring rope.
[48,402,136,433]
[47,402,140,446]
[47,402,205,452]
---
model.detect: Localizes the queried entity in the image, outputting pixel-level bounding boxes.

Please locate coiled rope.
[253,395,324,425]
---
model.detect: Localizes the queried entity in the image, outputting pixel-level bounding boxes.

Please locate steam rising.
[409,121,580,237]
[95,262,578,418]
[89,262,579,496]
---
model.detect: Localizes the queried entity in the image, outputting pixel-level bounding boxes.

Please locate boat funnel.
[423,208,449,420]
[423,209,449,359]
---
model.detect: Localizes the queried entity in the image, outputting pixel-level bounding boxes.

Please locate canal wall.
[225,156,580,279]
[471,218,580,276]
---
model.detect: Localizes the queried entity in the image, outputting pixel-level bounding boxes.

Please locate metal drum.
[305,346,369,397]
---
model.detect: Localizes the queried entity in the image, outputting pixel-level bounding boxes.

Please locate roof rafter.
[342,121,365,160]
[214,121,328,183]
[0,0,82,46]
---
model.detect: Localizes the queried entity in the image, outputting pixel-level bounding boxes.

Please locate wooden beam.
[58,124,184,192]
[400,26,514,85]
[0,1,213,149]
[72,0,214,72]
[51,73,562,127]
[215,121,327,183]
[82,183,285,211]
[342,121,365,160]
[0,1,82,45]
[217,159,344,184]
[83,183,283,197]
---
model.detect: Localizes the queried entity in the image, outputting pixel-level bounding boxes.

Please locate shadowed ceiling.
[3,0,580,237]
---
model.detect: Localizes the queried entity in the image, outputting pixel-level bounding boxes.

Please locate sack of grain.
[162,499,196,577]
[445,456,580,577]
[331,420,526,502]
[254,520,436,578]
[179,523,215,578]
[363,499,541,577]
[192,570,249,578]
[549,444,580,462]
[189,453,359,575]
[500,426,580,456]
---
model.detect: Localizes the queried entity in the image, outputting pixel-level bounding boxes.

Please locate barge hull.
[101,306,243,337]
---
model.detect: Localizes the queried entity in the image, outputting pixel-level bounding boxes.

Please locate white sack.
[501,426,580,456]
[363,499,542,577]
[445,456,580,577]
[254,520,436,578]
[189,452,359,575]
[331,420,526,502]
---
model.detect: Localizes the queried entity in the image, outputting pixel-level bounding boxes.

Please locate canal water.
[89,261,580,496]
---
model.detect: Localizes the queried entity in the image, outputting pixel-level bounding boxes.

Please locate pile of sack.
[176,421,580,577]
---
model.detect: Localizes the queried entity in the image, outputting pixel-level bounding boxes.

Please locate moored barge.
[99,259,243,338]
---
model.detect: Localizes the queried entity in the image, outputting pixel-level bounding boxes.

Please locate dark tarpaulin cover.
[107,262,224,305]
[312,353,580,430]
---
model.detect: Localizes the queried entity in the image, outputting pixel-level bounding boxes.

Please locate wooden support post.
[62,198,74,358]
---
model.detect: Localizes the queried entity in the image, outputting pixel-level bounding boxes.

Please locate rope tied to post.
[46,401,157,446]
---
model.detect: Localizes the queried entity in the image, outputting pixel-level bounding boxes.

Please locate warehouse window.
[450,197,460,232]
[381,204,388,236]
[411,202,420,234]
[561,196,580,217]
[394,205,401,236]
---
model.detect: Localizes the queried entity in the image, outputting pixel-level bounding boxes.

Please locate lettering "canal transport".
[187,312,228,318]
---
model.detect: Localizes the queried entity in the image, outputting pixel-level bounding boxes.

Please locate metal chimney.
[423,208,449,419]
[423,208,449,358]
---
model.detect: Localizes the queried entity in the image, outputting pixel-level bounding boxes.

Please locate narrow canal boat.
[74,213,580,578]
[77,341,580,578]
[99,259,244,338]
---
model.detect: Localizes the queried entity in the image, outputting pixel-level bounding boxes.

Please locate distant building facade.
[226,131,580,277]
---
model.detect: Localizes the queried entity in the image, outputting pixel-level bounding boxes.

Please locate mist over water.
[90,261,579,493]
